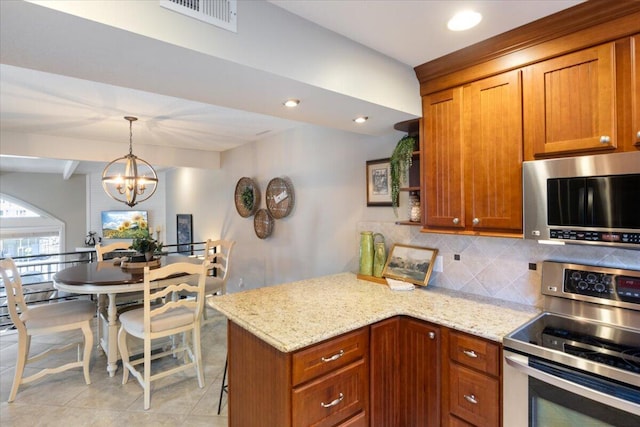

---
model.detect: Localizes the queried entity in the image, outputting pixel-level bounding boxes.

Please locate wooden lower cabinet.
[228,319,501,427]
[370,317,440,427]
[228,321,369,427]
[442,329,502,427]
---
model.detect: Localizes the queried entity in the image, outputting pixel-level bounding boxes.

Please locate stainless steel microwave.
[523,151,640,249]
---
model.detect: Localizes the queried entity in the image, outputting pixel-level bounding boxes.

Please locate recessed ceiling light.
[283,99,300,108]
[353,116,368,124]
[447,10,482,31]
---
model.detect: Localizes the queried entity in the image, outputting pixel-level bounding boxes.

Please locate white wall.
[164,124,402,290]
[0,172,86,250]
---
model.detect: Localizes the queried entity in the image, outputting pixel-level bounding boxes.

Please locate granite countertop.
[209,272,541,353]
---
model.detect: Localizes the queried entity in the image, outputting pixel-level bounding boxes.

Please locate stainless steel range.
[503,261,640,426]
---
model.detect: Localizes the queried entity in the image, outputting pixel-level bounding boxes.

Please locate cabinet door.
[463,70,523,232]
[400,318,440,427]
[634,35,640,148]
[370,318,401,426]
[423,88,465,229]
[524,42,617,158]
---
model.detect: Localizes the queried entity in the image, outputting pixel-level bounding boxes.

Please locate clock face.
[266,177,294,219]
[254,208,274,239]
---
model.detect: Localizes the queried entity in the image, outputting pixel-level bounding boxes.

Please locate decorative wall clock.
[266,177,294,219]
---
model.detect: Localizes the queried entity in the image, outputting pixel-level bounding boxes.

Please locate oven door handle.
[505,353,640,415]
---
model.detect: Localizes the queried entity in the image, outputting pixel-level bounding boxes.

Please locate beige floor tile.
[0,314,229,426]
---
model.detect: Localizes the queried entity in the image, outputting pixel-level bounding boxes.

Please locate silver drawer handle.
[464,394,478,404]
[321,392,344,408]
[462,349,478,358]
[600,135,611,144]
[321,349,344,363]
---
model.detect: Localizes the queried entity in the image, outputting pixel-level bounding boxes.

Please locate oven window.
[529,377,640,427]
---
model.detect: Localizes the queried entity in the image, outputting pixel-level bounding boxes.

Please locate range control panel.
[542,261,640,309]
[565,269,640,304]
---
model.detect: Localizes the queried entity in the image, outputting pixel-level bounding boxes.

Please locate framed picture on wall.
[366,158,393,206]
[176,214,193,255]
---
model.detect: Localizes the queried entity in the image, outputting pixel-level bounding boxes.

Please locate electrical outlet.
[434,256,444,272]
[238,278,244,288]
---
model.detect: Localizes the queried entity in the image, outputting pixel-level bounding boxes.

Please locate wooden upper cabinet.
[464,70,523,232]
[422,71,523,235]
[633,35,640,148]
[523,42,617,159]
[423,87,465,229]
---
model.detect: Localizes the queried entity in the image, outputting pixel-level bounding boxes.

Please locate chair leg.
[143,338,151,410]
[8,332,29,403]
[193,326,204,388]
[217,355,228,415]
[117,326,130,385]
[81,322,93,385]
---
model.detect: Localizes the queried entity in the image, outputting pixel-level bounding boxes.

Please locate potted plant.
[130,236,163,261]
[390,135,416,215]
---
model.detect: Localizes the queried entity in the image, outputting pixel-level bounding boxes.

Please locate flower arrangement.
[129,237,163,255]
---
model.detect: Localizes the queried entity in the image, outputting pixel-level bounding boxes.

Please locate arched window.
[0,195,64,259]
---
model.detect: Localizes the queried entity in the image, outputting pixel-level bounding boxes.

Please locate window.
[0,196,63,259]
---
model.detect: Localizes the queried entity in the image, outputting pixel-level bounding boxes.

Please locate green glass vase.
[359,231,374,276]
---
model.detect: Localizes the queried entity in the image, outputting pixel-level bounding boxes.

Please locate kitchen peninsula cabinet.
[227,321,369,427]
[370,317,440,427]
[423,70,522,235]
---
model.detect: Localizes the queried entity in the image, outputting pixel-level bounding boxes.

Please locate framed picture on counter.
[366,158,394,206]
[382,244,438,287]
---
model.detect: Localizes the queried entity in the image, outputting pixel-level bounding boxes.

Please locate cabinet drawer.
[449,331,499,376]
[292,359,368,427]
[449,363,499,427]
[445,414,475,427]
[293,327,369,385]
[338,411,367,427]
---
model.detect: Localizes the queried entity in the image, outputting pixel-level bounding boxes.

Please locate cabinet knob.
[428,331,436,339]
[452,217,460,225]
[636,131,640,141]
[472,218,480,225]
[600,135,611,144]
[464,394,478,405]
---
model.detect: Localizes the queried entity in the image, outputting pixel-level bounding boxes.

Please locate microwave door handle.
[587,185,594,225]
[504,354,640,415]
[578,186,585,224]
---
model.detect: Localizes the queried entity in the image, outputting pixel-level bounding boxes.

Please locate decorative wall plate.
[266,177,294,219]
[234,177,260,218]
[254,208,274,239]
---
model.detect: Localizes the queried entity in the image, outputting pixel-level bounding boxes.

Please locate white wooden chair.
[95,242,131,261]
[201,239,235,322]
[0,258,94,402]
[117,260,209,410]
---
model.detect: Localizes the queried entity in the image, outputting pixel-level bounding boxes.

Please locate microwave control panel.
[549,229,640,246]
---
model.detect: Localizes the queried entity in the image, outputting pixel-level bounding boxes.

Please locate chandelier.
[102,116,158,207]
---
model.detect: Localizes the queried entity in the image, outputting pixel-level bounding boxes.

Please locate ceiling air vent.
[160,0,237,33]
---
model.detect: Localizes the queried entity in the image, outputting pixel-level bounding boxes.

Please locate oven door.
[503,350,640,427]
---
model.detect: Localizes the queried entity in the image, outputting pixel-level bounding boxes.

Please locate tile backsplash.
[357,222,640,308]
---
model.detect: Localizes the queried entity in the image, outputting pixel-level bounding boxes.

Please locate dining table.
[53,255,203,377]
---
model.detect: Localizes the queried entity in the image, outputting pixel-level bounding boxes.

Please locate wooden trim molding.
[415,0,640,94]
